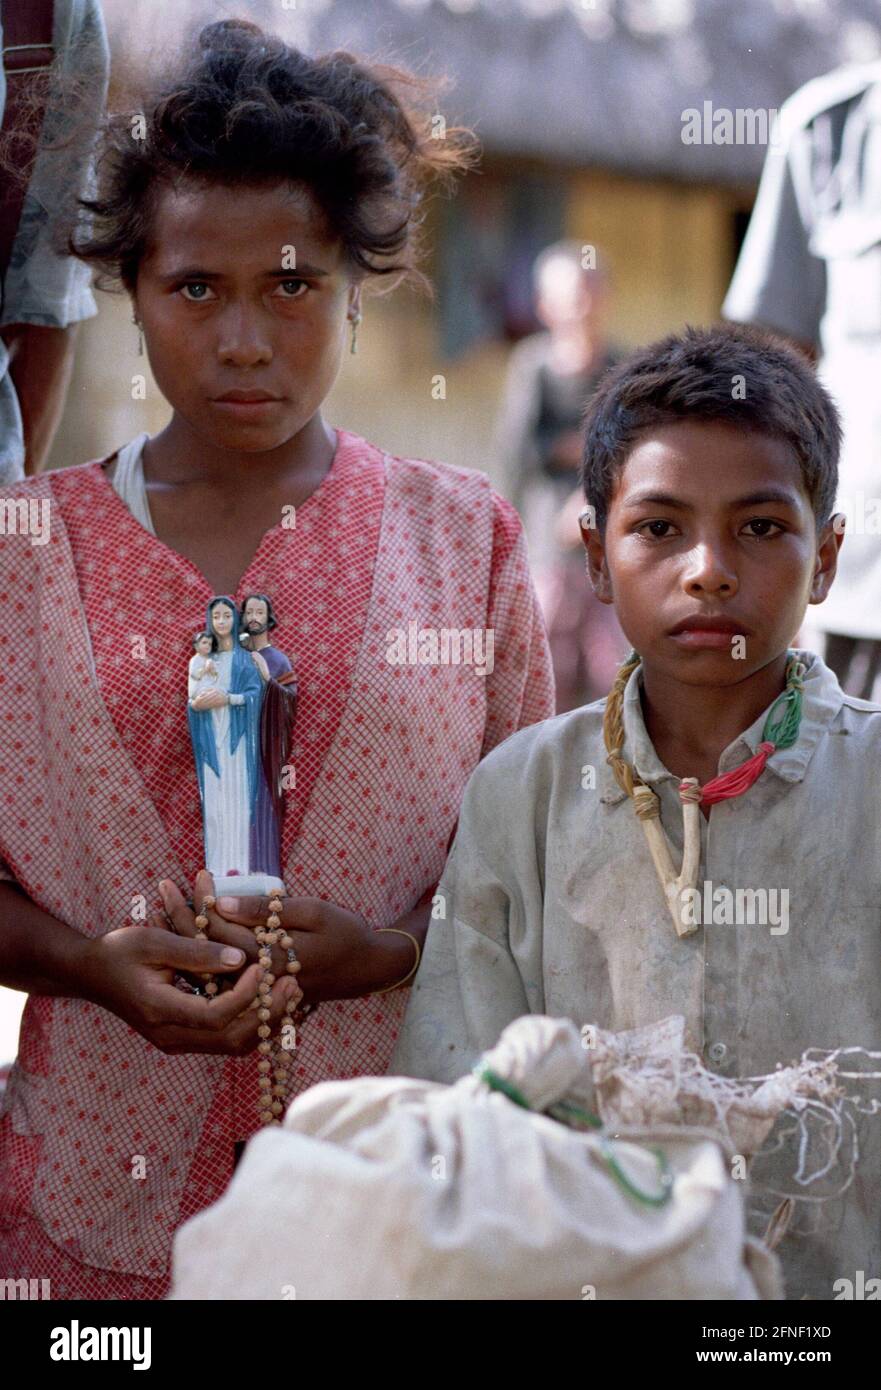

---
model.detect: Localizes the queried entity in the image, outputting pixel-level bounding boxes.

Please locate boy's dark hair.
[581,323,841,533]
[67,19,477,293]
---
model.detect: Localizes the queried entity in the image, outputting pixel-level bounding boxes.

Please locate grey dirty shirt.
[392,650,881,1300]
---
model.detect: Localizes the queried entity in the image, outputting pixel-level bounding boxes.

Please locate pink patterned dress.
[0,428,554,1297]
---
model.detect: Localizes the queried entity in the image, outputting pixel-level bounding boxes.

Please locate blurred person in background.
[0,0,108,480]
[724,60,881,699]
[493,240,624,710]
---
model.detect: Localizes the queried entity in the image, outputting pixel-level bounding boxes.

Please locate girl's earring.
[132,314,144,357]
[349,310,362,356]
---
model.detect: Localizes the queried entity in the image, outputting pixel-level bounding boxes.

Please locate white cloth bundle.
[170,1016,781,1300]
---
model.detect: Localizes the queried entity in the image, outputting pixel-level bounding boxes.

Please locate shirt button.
[707,1042,728,1064]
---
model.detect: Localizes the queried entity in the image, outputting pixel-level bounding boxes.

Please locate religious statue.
[239,593,299,880]
[188,631,220,698]
[186,594,295,897]
[185,594,303,1123]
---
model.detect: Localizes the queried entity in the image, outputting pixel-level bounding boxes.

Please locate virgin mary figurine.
[186,595,286,897]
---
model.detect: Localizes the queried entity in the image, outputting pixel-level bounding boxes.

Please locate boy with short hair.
[393,324,881,1300]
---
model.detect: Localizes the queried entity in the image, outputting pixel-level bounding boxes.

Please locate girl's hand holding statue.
[78,906,302,1056]
[160,870,414,1003]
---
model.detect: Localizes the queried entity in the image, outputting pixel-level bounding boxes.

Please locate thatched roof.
[102,0,881,183]
[272,0,881,184]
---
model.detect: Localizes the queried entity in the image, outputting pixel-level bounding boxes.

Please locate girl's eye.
[742,518,783,537]
[179,282,214,302]
[275,279,308,298]
[637,519,678,539]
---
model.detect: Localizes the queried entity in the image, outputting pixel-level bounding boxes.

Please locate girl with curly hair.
[0,20,553,1298]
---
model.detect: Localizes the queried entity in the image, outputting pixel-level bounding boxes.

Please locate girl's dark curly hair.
[69,18,478,295]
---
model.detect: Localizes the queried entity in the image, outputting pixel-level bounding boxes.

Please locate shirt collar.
[600,648,845,805]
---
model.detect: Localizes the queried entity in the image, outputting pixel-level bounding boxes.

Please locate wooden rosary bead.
[204,981,219,997]
[201,895,216,910]
[252,896,300,1126]
[194,914,209,931]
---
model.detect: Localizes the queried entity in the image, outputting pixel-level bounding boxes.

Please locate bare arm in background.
[2,322,79,473]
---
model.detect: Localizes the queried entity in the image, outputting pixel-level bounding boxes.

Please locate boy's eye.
[179,282,215,302]
[742,518,783,537]
[637,519,678,539]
